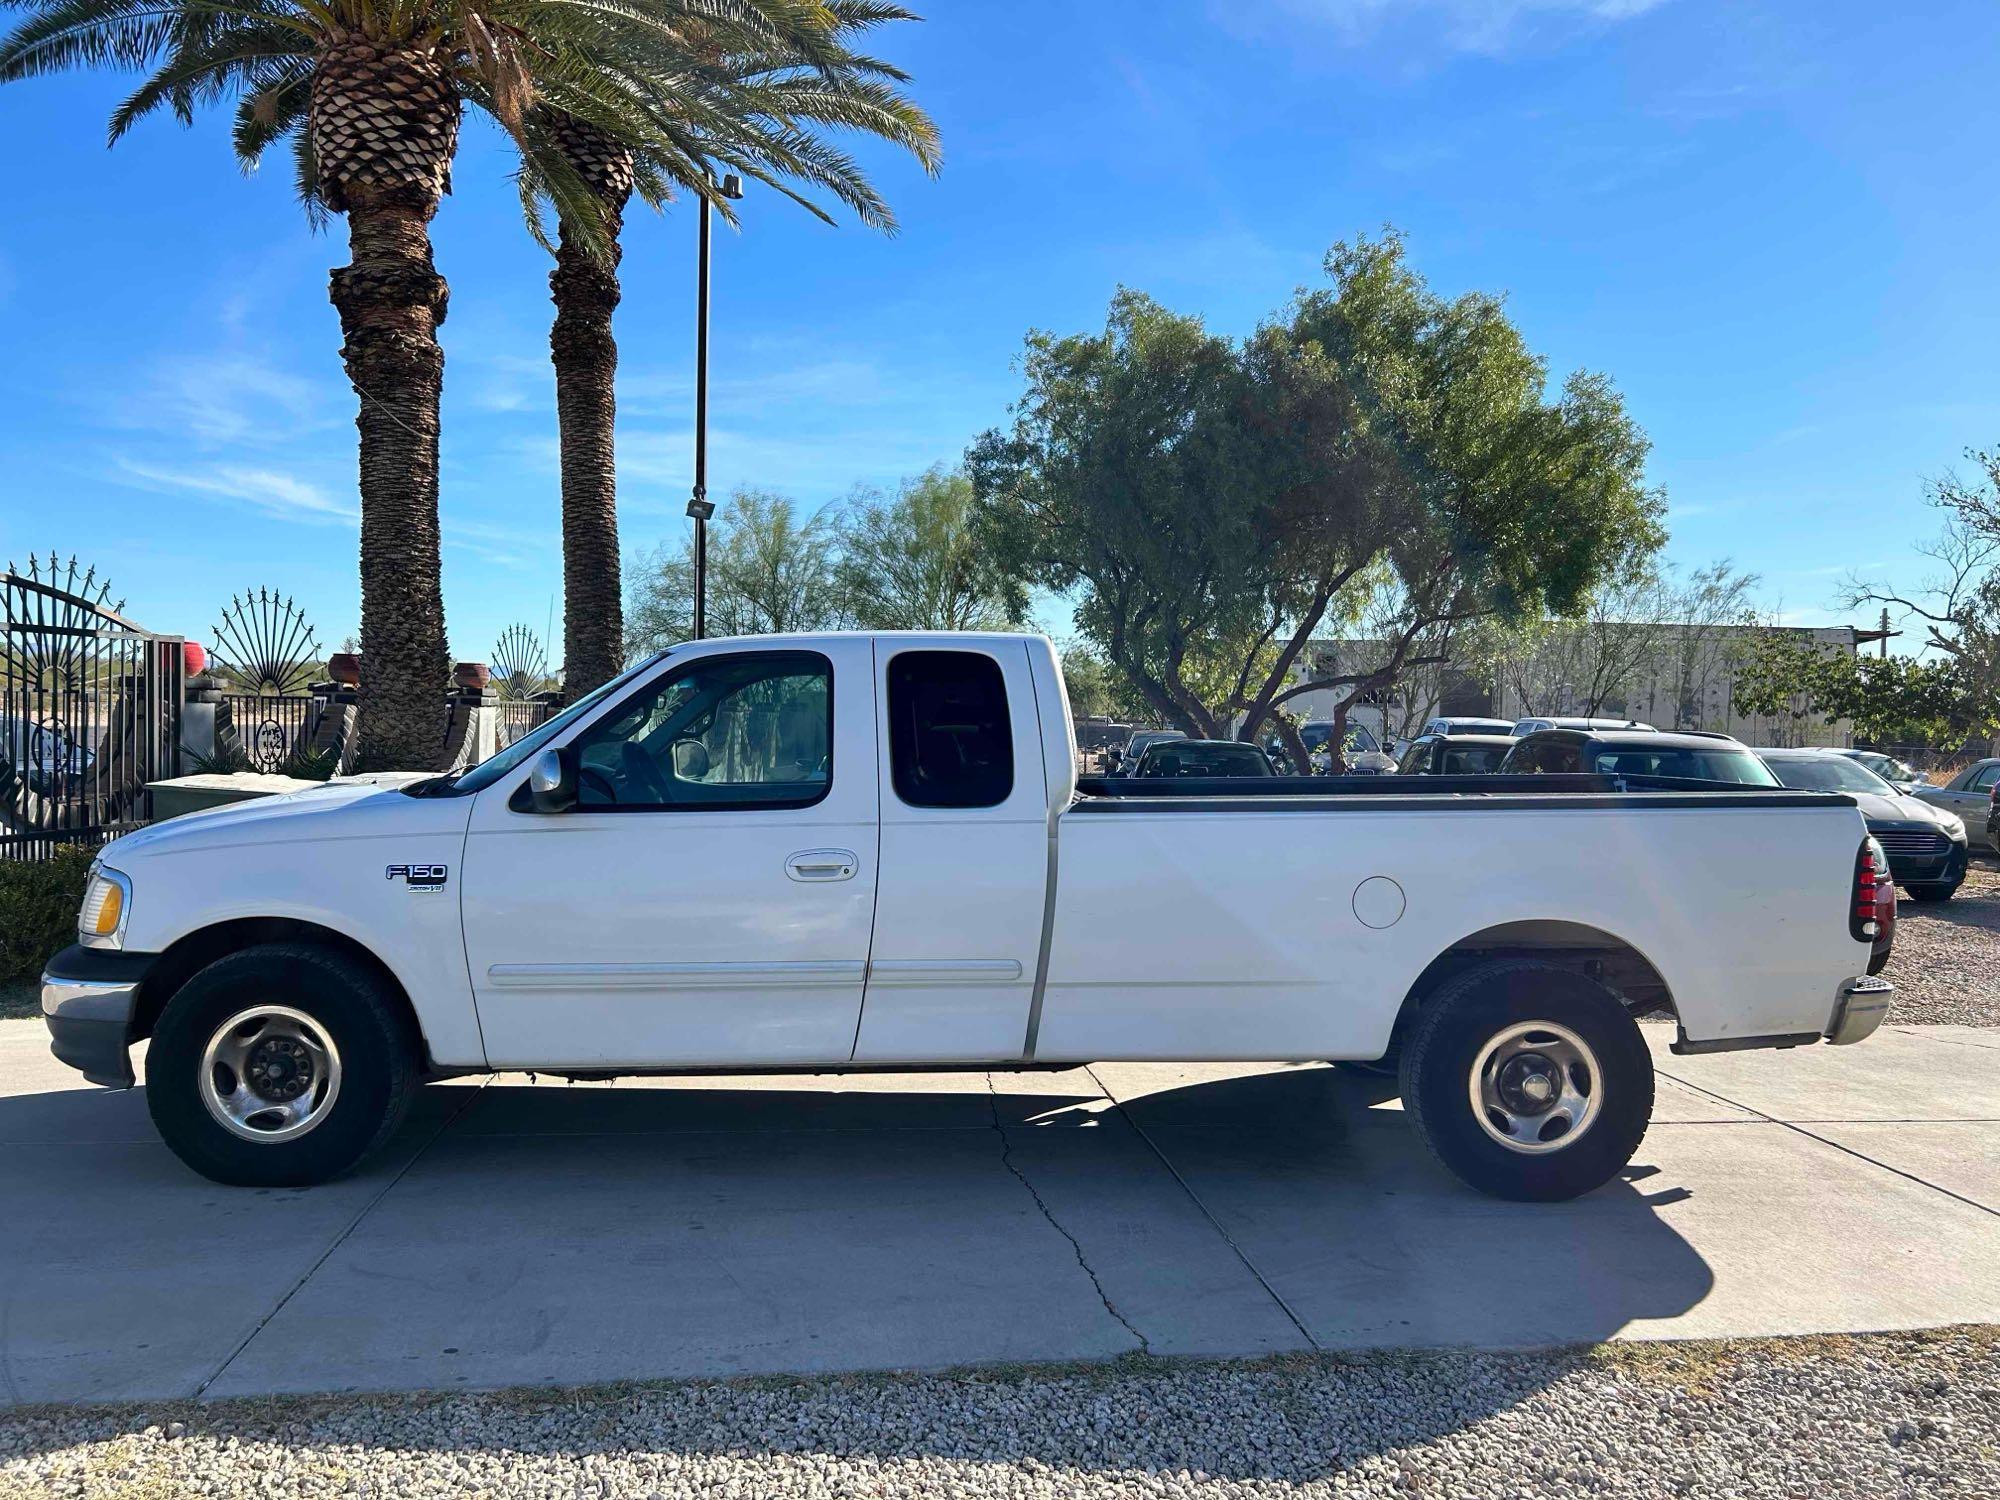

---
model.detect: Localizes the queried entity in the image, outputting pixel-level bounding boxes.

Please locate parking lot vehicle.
[1913,758,2000,852]
[44,632,1889,1202]
[1421,716,1515,738]
[1133,738,1273,778]
[1758,749,1967,901]
[1500,728,1776,785]
[1396,733,1514,775]
[1298,720,1398,774]
[1834,748,1925,794]
[1109,728,1184,775]
[1509,715,1656,736]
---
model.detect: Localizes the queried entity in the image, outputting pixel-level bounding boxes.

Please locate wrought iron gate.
[2,558,184,859]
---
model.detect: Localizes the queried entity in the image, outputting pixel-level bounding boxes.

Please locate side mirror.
[527,747,578,814]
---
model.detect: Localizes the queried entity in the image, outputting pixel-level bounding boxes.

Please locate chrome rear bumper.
[1826,974,1893,1046]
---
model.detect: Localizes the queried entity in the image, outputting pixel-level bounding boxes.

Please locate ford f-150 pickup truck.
[42,632,1893,1200]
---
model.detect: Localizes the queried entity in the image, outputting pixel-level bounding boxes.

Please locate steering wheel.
[618,740,673,803]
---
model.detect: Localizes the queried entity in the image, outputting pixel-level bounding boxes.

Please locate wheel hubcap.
[1469,1021,1601,1154]
[198,1005,342,1144]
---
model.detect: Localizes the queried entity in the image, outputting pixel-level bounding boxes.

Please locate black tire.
[1904,882,1960,903]
[146,943,417,1186]
[1398,960,1652,1202]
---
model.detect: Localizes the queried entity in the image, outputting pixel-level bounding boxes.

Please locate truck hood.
[103,774,442,861]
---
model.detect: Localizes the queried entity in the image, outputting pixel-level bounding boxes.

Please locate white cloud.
[1225,0,1668,55]
[112,457,358,527]
[110,354,342,447]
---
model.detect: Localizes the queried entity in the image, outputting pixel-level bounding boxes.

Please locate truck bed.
[1072,772,1856,811]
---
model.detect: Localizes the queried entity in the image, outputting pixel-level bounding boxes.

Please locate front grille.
[1872,827,1947,860]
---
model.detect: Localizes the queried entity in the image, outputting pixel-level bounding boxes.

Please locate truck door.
[852,641,1051,1061]
[460,640,879,1068]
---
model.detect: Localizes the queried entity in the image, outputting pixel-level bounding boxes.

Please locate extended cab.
[43,633,1892,1200]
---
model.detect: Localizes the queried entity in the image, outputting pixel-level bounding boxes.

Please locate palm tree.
[0,0,661,765]
[511,3,940,691]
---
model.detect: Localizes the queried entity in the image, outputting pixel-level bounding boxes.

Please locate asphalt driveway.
[1,1018,1995,1406]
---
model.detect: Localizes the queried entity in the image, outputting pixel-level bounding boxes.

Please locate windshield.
[1301,724,1378,753]
[1590,746,1779,786]
[1137,742,1271,777]
[439,653,669,795]
[1764,755,1894,795]
[1440,745,1507,774]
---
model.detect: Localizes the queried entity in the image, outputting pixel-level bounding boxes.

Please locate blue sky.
[3,0,1998,664]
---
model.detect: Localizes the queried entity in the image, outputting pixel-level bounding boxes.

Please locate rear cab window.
[887,650,1014,808]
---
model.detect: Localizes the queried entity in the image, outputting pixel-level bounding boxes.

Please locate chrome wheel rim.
[198,1005,342,1144]
[1468,1020,1600,1155]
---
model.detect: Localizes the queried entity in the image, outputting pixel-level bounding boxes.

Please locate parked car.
[1420,716,1516,738]
[43,631,1890,1202]
[1912,758,2000,852]
[1757,748,1968,901]
[1299,721,1398,775]
[1109,728,1185,775]
[1509,716,1657,737]
[1132,738,1274,778]
[1833,748,1925,794]
[1396,733,1515,776]
[1500,728,1776,785]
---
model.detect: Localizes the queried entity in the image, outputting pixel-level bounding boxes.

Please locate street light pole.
[687,170,743,640]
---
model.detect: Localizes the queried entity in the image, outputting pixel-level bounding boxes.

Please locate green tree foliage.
[624,467,1020,656]
[1733,636,1995,748]
[837,466,1019,630]
[969,232,1664,756]
[625,488,846,653]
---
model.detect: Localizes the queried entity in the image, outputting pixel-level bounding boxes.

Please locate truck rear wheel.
[146,944,416,1187]
[1398,960,1652,1202]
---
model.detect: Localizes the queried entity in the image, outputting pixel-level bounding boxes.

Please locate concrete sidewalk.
[1,1019,1995,1406]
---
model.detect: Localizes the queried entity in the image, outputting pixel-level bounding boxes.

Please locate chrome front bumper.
[1826,974,1893,1046]
[40,944,149,1089]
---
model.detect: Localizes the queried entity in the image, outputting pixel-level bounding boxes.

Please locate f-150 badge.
[386,863,448,892]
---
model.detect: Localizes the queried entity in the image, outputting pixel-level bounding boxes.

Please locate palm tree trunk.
[550,208,625,695]
[313,39,458,770]
[329,179,451,769]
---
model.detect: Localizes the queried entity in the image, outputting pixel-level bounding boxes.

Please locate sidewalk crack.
[985,1073,1149,1354]
[192,1077,489,1400]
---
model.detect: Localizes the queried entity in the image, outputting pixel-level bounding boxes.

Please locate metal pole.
[691,190,712,641]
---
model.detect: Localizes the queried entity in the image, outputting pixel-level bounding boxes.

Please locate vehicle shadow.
[0,1061,1716,1472]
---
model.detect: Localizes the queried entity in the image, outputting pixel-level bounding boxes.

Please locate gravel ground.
[4,1329,1997,1499]
[1884,857,2000,1026]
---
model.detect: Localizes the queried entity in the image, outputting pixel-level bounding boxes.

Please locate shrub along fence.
[0,842,93,988]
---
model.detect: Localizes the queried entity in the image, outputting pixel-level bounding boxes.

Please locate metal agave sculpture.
[2,552,128,692]
[211,588,321,695]
[491,624,550,700]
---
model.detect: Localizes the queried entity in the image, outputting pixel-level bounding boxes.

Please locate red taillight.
[1851,839,1883,941]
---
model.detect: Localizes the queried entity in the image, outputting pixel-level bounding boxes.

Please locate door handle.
[786,849,858,882]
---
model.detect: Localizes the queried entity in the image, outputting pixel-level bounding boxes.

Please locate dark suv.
[1498,728,1778,785]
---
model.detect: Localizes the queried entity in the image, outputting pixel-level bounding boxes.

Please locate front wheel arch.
[134,918,426,1065]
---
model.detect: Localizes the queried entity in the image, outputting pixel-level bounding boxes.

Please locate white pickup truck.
[43,631,1892,1200]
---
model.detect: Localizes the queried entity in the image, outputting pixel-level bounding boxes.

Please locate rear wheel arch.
[1390,920,1675,1050]
[133,918,426,1064]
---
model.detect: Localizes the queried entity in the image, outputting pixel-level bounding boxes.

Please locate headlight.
[1939,811,1967,841]
[78,865,132,950]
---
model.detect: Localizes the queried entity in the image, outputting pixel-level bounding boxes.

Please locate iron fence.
[218,692,320,772]
[495,698,557,749]
[3,567,183,860]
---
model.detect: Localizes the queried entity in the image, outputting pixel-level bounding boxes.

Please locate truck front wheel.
[146,944,417,1187]
[1398,960,1653,1202]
